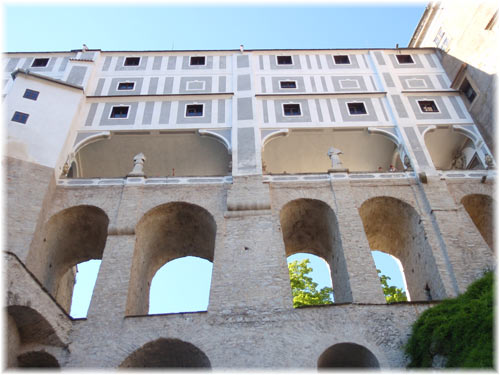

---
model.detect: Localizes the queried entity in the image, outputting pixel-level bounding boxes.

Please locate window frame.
[282,103,302,117]
[185,103,205,118]
[109,105,130,119]
[417,99,440,114]
[333,55,351,65]
[11,111,29,124]
[117,81,136,91]
[189,56,206,66]
[123,57,141,67]
[279,80,298,89]
[23,89,40,101]
[459,78,478,105]
[395,54,415,65]
[346,102,368,116]
[276,55,293,65]
[31,58,49,68]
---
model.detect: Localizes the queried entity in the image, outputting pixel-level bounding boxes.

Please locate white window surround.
[460,77,480,106]
[123,57,141,67]
[184,103,205,118]
[279,80,298,89]
[346,101,369,116]
[395,54,415,65]
[282,103,302,117]
[109,105,130,119]
[339,79,360,89]
[116,81,136,91]
[186,80,206,91]
[276,55,294,65]
[417,99,440,114]
[333,55,351,65]
[189,56,207,66]
[31,58,50,68]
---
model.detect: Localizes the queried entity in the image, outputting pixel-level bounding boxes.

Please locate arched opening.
[149,256,213,314]
[119,338,211,368]
[69,259,102,318]
[461,194,494,250]
[26,205,109,313]
[424,127,482,170]
[280,199,351,303]
[318,342,380,368]
[72,131,230,178]
[372,250,408,302]
[359,196,446,301]
[263,128,402,174]
[126,202,217,315]
[17,351,60,368]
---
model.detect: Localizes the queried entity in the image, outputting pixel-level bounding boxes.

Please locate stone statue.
[327,147,344,169]
[451,150,466,170]
[404,155,413,171]
[485,154,494,169]
[127,152,146,177]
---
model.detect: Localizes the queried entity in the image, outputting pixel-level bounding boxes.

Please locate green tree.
[377,269,407,303]
[288,259,334,308]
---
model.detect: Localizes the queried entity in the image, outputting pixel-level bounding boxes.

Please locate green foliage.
[405,271,494,368]
[377,269,407,303]
[288,259,333,308]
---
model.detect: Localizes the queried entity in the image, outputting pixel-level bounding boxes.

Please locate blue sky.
[5,2,424,317]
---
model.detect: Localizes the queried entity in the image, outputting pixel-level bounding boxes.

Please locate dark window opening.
[396,54,414,64]
[334,55,350,64]
[190,56,206,66]
[23,89,39,101]
[283,104,301,116]
[277,56,293,65]
[280,81,297,89]
[186,104,203,117]
[110,106,129,118]
[460,79,477,103]
[31,58,49,67]
[124,57,140,66]
[347,102,367,115]
[118,82,135,90]
[418,100,439,113]
[12,111,29,124]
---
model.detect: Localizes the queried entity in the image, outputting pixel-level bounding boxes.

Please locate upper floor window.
[31,58,49,67]
[277,56,293,65]
[190,56,206,66]
[460,79,477,104]
[23,89,39,101]
[12,111,29,124]
[418,100,439,113]
[110,106,130,118]
[280,81,297,89]
[283,103,301,116]
[334,55,350,64]
[396,55,414,64]
[124,57,140,66]
[186,104,204,117]
[117,82,135,90]
[347,102,367,115]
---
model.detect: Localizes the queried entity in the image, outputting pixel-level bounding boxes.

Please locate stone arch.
[126,202,217,315]
[280,198,352,303]
[119,338,211,368]
[17,351,60,368]
[461,194,494,250]
[359,196,446,301]
[317,342,380,368]
[25,205,109,312]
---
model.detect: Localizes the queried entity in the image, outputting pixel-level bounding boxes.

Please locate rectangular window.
[283,103,301,116]
[110,106,129,118]
[334,55,350,64]
[418,100,439,113]
[460,80,477,104]
[280,81,297,89]
[11,111,29,124]
[186,104,204,117]
[396,54,414,64]
[31,58,49,67]
[347,102,367,115]
[190,56,206,66]
[124,57,140,66]
[117,82,135,90]
[277,56,293,65]
[23,89,39,100]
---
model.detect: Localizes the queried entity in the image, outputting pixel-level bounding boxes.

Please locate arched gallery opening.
[25,205,109,313]
[318,342,380,368]
[461,194,494,250]
[17,351,60,368]
[280,198,351,304]
[119,338,211,368]
[359,196,446,301]
[126,202,217,315]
